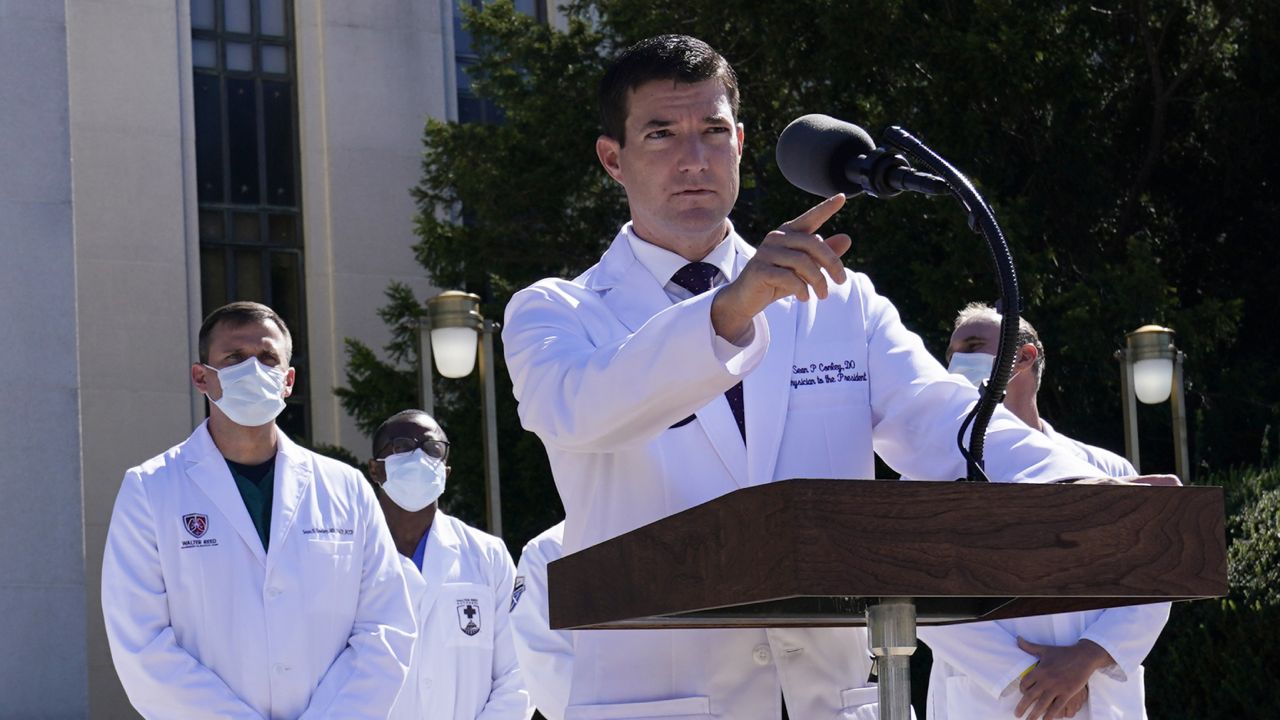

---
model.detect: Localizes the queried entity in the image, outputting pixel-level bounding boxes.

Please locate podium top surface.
[549,479,1227,630]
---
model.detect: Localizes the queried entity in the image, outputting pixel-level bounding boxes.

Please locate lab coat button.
[273,663,288,674]
[753,644,772,665]
[266,586,282,598]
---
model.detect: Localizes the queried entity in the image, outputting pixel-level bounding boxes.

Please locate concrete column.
[0,2,90,716]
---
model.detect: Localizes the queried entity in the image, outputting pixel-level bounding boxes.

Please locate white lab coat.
[502,225,1102,720]
[101,421,416,719]
[389,511,530,720]
[920,424,1169,720]
[1041,420,1138,481]
[510,522,572,720]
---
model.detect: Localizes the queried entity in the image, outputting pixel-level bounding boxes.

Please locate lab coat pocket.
[1086,664,1144,720]
[444,582,495,649]
[838,685,918,719]
[305,539,355,570]
[566,695,712,719]
[837,686,879,719]
[944,674,1017,719]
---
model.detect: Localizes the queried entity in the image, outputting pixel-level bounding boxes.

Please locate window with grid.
[453,0,546,124]
[191,0,310,440]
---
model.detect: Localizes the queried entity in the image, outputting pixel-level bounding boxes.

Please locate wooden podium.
[548,479,1227,717]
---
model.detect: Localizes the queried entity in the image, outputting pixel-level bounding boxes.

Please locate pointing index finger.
[779,193,847,234]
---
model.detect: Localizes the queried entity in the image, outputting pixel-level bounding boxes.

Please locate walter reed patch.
[181,513,218,549]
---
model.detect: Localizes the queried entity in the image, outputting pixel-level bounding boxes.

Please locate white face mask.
[204,357,288,427]
[947,351,996,388]
[381,448,446,512]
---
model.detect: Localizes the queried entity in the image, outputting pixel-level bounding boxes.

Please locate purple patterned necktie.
[669,262,746,442]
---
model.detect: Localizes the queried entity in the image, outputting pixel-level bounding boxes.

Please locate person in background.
[368,409,530,720]
[919,303,1171,720]
[102,301,416,719]
[501,34,1117,720]
[509,521,572,720]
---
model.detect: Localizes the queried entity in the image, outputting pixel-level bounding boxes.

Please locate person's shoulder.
[1047,424,1136,477]
[1079,442,1137,477]
[443,514,515,572]
[126,429,204,482]
[308,450,365,480]
[449,513,510,551]
[521,521,565,562]
[512,272,603,306]
[289,442,369,493]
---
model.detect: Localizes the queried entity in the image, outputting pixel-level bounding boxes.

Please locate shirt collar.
[624,221,741,288]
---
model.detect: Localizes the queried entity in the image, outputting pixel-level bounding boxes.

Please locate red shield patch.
[183,513,208,539]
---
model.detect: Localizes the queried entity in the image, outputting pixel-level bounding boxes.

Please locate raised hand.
[710,194,852,340]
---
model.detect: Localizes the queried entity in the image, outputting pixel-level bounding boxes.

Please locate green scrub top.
[226,457,275,552]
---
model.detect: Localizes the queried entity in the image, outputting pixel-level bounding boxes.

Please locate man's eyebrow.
[638,118,675,130]
[703,113,733,124]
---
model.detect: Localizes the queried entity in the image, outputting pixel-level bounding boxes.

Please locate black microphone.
[776,114,949,199]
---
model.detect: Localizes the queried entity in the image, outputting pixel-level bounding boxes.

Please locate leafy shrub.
[1144,463,1280,717]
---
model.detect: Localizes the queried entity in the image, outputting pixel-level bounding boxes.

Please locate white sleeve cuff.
[1079,633,1130,682]
[710,308,769,376]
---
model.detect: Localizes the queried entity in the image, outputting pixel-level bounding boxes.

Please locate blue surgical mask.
[947,352,995,388]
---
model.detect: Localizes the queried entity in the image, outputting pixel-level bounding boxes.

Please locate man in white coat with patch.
[367,409,530,720]
[919,304,1170,720]
[509,521,572,720]
[502,35,1122,720]
[102,301,416,719]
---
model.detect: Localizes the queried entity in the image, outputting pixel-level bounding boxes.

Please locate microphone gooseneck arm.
[881,126,1022,482]
[842,147,950,198]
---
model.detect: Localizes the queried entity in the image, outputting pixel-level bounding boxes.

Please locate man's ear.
[192,363,215,397]
[596,135,625,185]
[1016,343,1039,369]
[736,122,745,157]
[282,366,297,399]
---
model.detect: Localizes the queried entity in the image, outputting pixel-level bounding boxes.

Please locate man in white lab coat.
[919,304,1170,720]
[102,301,417,719]
[509,521,572,720]
[367,409,530,720]
[502,35,1124,720]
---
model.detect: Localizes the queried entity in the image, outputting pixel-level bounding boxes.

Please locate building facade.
[0,0,546,715]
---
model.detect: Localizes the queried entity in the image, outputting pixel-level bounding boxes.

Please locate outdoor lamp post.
[417,291,503,538]
[1116,325,1190,482]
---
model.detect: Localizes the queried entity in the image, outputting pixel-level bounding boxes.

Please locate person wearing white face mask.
[920,303,1171,720]
[101,301,417,719]
[367,409,530,720]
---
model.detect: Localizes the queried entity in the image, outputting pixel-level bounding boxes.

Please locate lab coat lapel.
[591,227,749,486]
[185,422,268,566]
[589,229,672,335]
[688,233,757,489]
[746,298,796,486]
[415,513,461,620]
[266,432,314,572]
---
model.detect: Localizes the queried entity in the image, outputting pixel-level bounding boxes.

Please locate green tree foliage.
[340,0,1279,559]
[1144,460,1280,717]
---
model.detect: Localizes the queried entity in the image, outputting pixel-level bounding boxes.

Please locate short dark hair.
[197,301,292,364]
[371,409,443,457]
[598,34,740,145]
